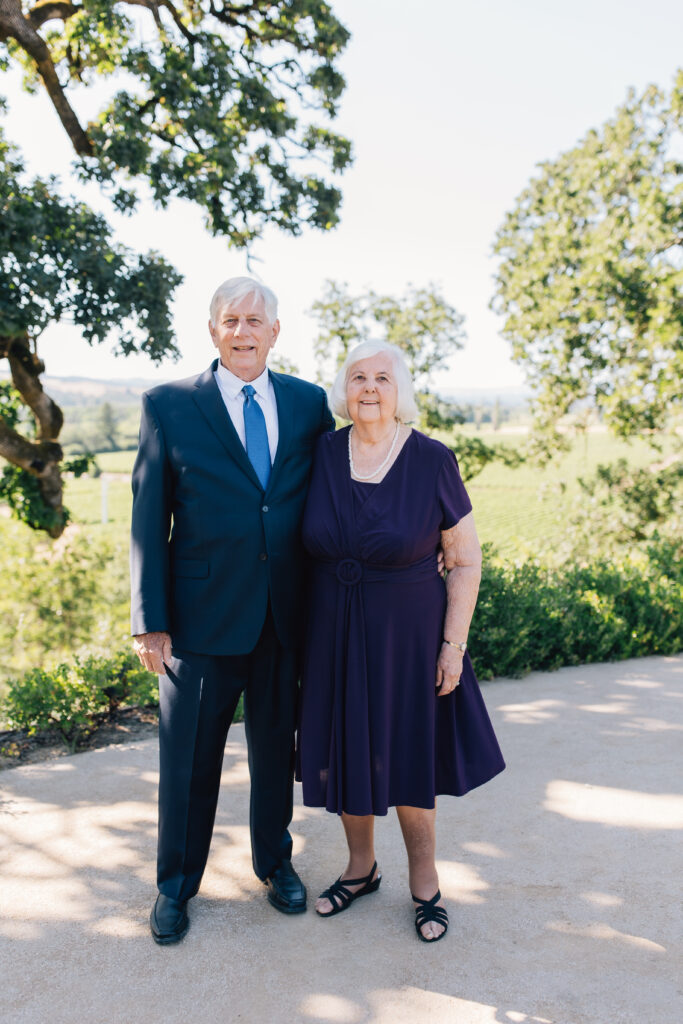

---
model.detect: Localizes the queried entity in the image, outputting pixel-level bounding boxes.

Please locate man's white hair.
[209,277,278,325]
[329,340,419,423]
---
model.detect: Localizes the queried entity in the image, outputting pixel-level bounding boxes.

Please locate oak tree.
[310,279,466,395]
[0,0,352,533]
[492,72,683,448]
[309,280,523,480]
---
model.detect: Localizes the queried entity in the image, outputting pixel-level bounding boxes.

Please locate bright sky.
[3,0,683,389]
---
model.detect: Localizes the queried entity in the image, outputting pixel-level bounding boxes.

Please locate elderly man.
[130,277,334,944]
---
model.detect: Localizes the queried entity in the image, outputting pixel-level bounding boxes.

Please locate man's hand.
[133,632,172,675]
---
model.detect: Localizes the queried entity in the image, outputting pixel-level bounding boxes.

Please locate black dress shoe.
[150,893,189,945]
[265,861,307,914]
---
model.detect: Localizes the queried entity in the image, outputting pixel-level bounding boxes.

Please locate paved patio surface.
[1,654,682,1024]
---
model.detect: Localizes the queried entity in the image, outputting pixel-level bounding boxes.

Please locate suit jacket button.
[262,505,269,513]
[259,552,268,561]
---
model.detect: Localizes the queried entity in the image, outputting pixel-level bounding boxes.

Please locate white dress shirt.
[214,362,279,464]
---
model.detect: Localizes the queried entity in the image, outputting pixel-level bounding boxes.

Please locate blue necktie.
[242,384,271,489]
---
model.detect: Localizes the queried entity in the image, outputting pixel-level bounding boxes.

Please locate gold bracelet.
[443,639,467,653]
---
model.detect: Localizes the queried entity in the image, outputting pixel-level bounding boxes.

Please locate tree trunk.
[0,0,93,156]
[0,334,67,537]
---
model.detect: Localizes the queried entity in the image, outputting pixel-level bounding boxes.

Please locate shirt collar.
[215,361,270,400]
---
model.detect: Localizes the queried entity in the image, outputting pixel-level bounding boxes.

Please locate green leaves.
[0,464,65,531]
[310,280,466,394]
[448,435,524,483]
[4,663,103,749]
[309,281,471,434]
[0,380,24,430]
[564,456,683,554]
[0,132,181,357]
[0,1,353,534]
[0,518,129,673]
[472,542,683,680]
[492,73,683,444]
[5,0,353,246]
[0,130,181,534]
[2,650,158,751]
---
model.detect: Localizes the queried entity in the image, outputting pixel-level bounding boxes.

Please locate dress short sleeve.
[437,449,473,529]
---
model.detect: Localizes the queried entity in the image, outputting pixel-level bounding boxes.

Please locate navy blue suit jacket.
[130,360,335,655]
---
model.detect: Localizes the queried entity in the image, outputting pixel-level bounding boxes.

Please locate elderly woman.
[296,341,505,942]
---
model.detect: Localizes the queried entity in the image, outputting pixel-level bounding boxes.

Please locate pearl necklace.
[348,422,401,481]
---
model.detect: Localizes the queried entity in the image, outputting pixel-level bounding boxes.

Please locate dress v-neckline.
[346,426,414,493]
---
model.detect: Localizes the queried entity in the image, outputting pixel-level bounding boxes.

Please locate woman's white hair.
[209,277,278,325]
[329,340,419,423]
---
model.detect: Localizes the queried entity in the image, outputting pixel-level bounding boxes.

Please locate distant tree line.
[59,402,141,455]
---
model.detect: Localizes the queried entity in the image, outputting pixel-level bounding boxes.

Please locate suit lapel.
[191,361,262,488]
[268,371,294,488]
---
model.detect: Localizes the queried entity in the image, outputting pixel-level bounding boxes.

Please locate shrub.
[471,541,683,679]
[0,519,131,678]
[536,455,683,565]
[80,649,159,713]
[2,650,158,751]
[4,663,104,750]
[1,541,679,751]
[1,647,244,752]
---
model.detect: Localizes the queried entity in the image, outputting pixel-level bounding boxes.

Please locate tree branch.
[208,1,320,51]
[0,0,93,155]
[0,415,66,536]
[6,337,64,440]
[27,0,78,29]
[158,0,198,44]
[0,414,62,471]
[653,235,683,255]
[122,0,199,43]
[210,1,265,20]
[124,0,163,29]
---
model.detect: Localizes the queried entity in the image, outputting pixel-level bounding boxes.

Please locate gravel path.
[1,654,681,1024]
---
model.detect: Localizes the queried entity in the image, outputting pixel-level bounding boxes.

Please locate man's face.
[209,293,280,381]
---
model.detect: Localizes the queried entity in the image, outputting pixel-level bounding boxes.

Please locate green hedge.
[1,542,681,751]
[2,649,158,751]
[1,648,246,753]
[471,540,683,679]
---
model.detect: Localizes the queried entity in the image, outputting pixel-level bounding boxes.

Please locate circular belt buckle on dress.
[335,558,362,585]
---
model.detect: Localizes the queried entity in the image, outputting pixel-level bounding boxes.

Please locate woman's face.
[346,353,398,427]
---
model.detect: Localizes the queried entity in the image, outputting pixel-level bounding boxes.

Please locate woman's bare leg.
[396,804,446,940]
[315,813,379,914]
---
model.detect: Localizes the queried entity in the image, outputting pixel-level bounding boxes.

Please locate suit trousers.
[156,608,299,902]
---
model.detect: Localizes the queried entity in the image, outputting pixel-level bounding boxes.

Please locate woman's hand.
[436,643,464,695]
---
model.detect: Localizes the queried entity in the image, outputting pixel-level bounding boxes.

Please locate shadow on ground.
[1,655,681,1024]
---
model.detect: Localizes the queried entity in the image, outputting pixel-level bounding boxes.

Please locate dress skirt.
[296,427,505,816]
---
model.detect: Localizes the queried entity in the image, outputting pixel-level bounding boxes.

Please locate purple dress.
[296,427,505,816]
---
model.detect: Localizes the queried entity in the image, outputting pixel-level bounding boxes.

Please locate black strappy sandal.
[412,889,449,942]
[316,861,382,917]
